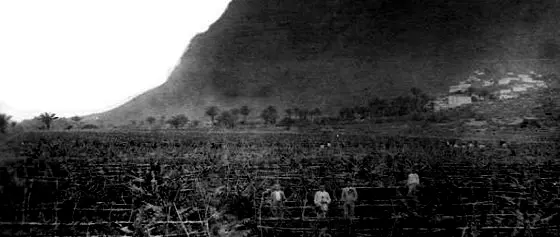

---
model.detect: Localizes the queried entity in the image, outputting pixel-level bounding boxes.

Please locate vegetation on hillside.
[166,115,189,129]
[0,114,12,134]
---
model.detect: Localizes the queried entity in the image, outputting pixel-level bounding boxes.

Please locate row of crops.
[0,131,559,236]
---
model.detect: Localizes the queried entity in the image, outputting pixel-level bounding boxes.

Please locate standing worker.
[341,179,358,219]
[407,170,420,196]
[314,185,331,218]
[270,183,286,218]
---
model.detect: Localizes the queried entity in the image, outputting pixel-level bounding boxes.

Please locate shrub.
[425,112,450,123]
[81,124,99,129]
[277,118,295,130]
[166,115,189,129]
[410,112,425,121]
[474,113,487,121]
[260,106,279,125]
[190,120,201,128]
[217,111,237,129]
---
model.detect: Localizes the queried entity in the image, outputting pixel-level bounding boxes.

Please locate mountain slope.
[90,0,560,125]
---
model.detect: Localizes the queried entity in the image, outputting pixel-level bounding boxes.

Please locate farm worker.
[270,183,286,218]
[314,185,331,218]
[341,180,358,219]
[407,171,420,196]
[150,170,158,193]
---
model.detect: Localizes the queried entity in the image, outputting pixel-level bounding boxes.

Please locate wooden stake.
[173,203,190,237]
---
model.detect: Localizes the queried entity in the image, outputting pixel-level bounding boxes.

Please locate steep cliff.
[91,0,560,124]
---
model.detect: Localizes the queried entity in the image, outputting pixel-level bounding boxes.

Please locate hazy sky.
[0,0,230,121]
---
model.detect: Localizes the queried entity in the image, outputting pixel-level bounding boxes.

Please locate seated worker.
[314,185,331,218]
[270,183,286,218]
[340,179,358,219]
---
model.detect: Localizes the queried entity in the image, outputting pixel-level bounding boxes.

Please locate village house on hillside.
[496,89,518,100]
[448,94,472,107]
[428,70,549,111]
[498,77,519,85]
[425,97,448,112]
[449,83,471,94]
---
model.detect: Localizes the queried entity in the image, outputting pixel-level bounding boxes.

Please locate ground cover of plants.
[0,131,559,237]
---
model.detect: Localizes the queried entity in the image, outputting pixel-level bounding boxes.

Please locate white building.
[474,70,485,76]
[426,97,449,112]
[500,94,519,100]
[498,77,519,85]
[449,83,471,93]
[520,77,535,83]
[535,80,547,88]
[496,89,519,100]
[482,80,494,87]
[467,76,481,83]
[448,95,472,108]
[512,85,528,92]
[499,89,512,94]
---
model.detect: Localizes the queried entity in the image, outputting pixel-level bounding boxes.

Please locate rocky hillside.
[88,0,560,125]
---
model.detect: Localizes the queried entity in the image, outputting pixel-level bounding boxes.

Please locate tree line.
[0,88,432,132]
[338,87,432,120]
[155,87,431,130]
[148,105,278,129]
[0,112,63,133]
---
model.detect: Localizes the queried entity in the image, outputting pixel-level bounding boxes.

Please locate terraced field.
[0,131,559,237]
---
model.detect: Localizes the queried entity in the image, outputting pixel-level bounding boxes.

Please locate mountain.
[88,0,560,125]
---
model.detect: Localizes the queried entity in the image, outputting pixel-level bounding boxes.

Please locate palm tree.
[260,106,279,125]
[146,116,156,126]
[293,107,300,120]
[217,111,236,129]
[410,87,422,97]
[311,108,322,121]
[299,109,310,120]
[285,109,293,119]
[37,113,58,130]
[368,97,388,118]
[205,106,220,125]
[0,113,12,133]
[230,108,241,124]
[240,105,251,123]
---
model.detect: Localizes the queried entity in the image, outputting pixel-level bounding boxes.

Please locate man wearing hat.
[341,179,358,219]
[314,185,331,218]
[407,169,420,196]
[270,183,286,218]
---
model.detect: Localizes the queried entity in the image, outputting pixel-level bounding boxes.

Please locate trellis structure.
[1,131,560,236]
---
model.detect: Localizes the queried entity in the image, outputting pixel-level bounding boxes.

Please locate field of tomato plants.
[0,131,559,237]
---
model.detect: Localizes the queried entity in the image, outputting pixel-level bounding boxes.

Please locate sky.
[0,0,231,121]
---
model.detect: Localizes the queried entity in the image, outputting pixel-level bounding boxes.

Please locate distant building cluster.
[428,70,548,112]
